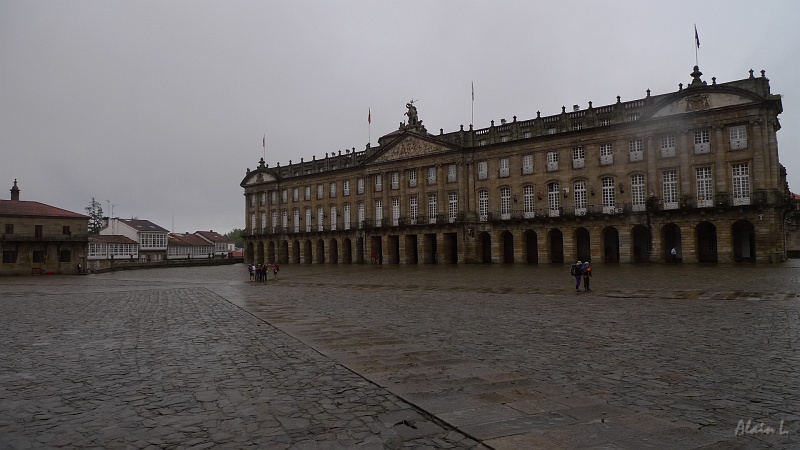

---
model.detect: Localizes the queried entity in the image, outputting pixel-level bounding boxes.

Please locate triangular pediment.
[650,91,757,119]
[241,170,277,187]
[371,134,453,164]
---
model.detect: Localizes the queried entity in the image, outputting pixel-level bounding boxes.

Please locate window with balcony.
[375,200,383,227]
[546,151,559,172]
[732,163,751,205]
[574,181,587,216]
[409,195,418,225]
[391,198,400,226]
[662,170,679,210]
[428,194,437,224]
[477,161,488,180]
[330,182,336,198]
[317,184,323,200]
[293,209,300,232]
[499,158,510,178]
[408,169,417,187]
[281,210,288,231]
[548,182,560,217]
[343,204,351,230]
[330,206,338,231]
[629,139,644,162]
[448,192,458,223]
[500,188,511,220]
[317,207,324,231]
[696,167,714,207]
[572,147,585,169]
[305,186,311,201]
[660,134,676,158]
[261,212,266,233]
[694,129,711,154]
[271,211,277,231]
[357,178,365,194]
[447,164,457,183]
[343,180,350,196]
[729,125,748,150]
[478,190,489,222]
[599,143,613,166]
[357,202,365,228]
[375,174,382,192]
[523,185,535,218]
[391,172,399,189]
[281,190,288,203]
[522,154,533,174]
[293,188,299,202]
[271,191,278,204]
[602,177,617,214]
[305,208,312,232]
[631,174,646,212]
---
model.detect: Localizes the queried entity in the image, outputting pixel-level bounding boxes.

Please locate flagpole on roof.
[368,108,371,147]
[471,81,474,128]
[694,24,700,67]
[263,134,266,161]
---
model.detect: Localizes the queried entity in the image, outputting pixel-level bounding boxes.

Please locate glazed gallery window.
[631,174,646,212]
[662,170,679,209]
[448,192,458,223]
[696,167,714,207]
[574,181,587,215]
[522,154,533,174]
[500,187,511,219]
[523,185,535,218]
[478,189,489,222]
[409,195,418,225]
[477,161,488,180]
[548,182,560,216]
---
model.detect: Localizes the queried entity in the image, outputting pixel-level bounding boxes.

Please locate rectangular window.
[281,210,288,230]
[59,250,71,263]
[4,224,12,234]
[660,135,676,158]
[375,200,383,227]
[62,226,71,235]
[260,192,266,206]
[330,206,337,231]
[499,158,510,177]
[574,181,587,215]
[305,208,312,232]
[391,172,399,189]
[317,184,323,199]
[409,195,418,225]
[305,186,311,201]
[391,198,400,226]
[599,143,613,166]
[271,211,277,232]
[732,163,751,205]
[317,207,324,231]
[572,122,583,131]
[572,147,585,169]
[694,129,711,154]
[357,202,365,228]
[478,190,489,221]
[261,212,267,232]
[522,154,533,174]
[2,251,17,263]
[631,174,646,212]
[546,151,559,172]
[627,113,641,122]
[523,185,535,218]
[35,225,43,238]
[447,164,457,182]
[293,209,300,232]
[250,213,256,231]
[343,204,350,230]
[374,174,382,192]
[448,192,458,223]
[330,182,336,198]
[730,125,748,150]
[523,131,532,139]
[293,188,299,202]
[427,167,436,185]
[500,188,511,219]
[428,194,437,224]
[271,191,278,204]
[32,250,45,263]
[343,180,350,196]
[477,161,488,180]
[662,170,679,209]
[696,167,714,207]
[602,177,616,213]
[408,170,417,187]
[548,183,560,216]
[281,190,288,203]
[629,139,644,162]
[600,117,611,126]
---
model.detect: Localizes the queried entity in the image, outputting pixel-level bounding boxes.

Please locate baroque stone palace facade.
[241,66,787,265]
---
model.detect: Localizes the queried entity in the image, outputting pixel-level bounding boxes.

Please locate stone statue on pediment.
[400,100,427,133]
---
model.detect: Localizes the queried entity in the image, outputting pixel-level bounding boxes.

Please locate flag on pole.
[262,135,265,148]
[368,108,371,124]
[694,25,700,48]
[471,81,474,101]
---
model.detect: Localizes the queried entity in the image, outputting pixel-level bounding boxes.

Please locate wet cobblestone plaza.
[1,262,799,449]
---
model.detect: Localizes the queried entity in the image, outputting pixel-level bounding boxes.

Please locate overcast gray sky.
[2,0,798,234]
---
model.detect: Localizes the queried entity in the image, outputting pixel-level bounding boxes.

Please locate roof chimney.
[10,179,20,201]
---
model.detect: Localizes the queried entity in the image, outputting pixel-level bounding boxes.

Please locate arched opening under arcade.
[315,239,326,264]
[303,239,312,264]
[631,225,650,263]
[732,220,756,262]
[279,240,289,264]
[500,231,514,263]
[342,238,352,264]
[523,230,538,263]
[602,227,620,263]
[258,242,266,264]
[477,231,492,263]
[246,242,255,264]
[696,221,718,263]
[291,240,300,264]
[329,239,339,264]
[548,229,564,263]
[663,223,681,263]
[574,227,591,262]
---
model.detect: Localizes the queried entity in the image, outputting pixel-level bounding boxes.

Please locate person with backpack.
[571,260,583,291]
[582,261,592,291]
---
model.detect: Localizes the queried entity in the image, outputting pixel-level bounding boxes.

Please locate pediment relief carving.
[372,137,450,164]
[244,171,276,185]
[651,92,754,118]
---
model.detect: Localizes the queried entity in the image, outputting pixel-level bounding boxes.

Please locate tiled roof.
[194,230,231,243]
[119,218,169,233]
[0,200,88,219]
[169,233,213,247]
[89,234,138,245]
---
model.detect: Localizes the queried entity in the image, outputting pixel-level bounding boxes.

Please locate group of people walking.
[570,260,592,291]
[249,262,279,282]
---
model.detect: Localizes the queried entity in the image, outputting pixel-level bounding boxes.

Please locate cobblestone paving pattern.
[1,261,799,449]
